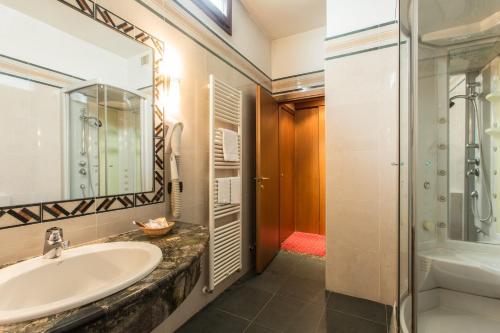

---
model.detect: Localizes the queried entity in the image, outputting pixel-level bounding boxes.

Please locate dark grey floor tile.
[245,323,279,333]
[284,302,325,333]
[316,309,387,333]
[244,270,290,294]
[292,257,325,282]
[233,271,260,285]
[254,295,306,331]
[213,285,273,320]
[267,251,303,275]
[176,306,249,333]
[326,292,386,324]
[278,275,327,305]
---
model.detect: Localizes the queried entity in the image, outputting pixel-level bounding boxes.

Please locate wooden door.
[279,104,295,243]
[294,98,326,235]
[256,86,280,273]
[318,105,326,235]
[295,106,320,233]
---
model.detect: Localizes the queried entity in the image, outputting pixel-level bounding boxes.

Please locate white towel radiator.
[207,75,243,291]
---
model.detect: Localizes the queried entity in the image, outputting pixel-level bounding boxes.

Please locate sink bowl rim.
[0,241,163,324]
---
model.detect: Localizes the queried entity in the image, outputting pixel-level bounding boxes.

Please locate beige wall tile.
[326,44,398,305]
[330,199,380,253]
[326,242,380,302]
[0,214,97,265]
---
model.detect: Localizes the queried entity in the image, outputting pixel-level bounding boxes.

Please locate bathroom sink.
[0,242,163,324]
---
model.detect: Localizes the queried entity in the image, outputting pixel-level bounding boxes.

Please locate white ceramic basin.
[419,247,500,298]
[0,242,162,324]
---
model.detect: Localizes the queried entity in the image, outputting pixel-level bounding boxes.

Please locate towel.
[230,177,241,204]
[217,178,231,204]
[221,128,239,162]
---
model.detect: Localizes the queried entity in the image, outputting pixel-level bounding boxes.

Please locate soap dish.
[133,217,175,237]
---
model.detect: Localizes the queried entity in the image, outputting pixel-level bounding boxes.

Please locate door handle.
[254,177,269,189]
[254,177,270,181]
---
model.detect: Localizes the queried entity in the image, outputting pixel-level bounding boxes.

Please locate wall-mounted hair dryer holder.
[165,117,183,219]
[167,181,183,194]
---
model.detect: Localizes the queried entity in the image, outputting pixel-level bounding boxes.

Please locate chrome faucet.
[43,227,70,259]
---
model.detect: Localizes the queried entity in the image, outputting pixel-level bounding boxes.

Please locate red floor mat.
[281,232,326,257]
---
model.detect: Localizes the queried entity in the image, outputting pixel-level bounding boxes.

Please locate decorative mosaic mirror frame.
[0,0,166,229]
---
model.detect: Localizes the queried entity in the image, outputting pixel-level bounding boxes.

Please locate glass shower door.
[398,0,413,331]
[68,85,100,200]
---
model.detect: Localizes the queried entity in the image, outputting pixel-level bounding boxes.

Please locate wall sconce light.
[159,46,182,119]
[160,46,182,80]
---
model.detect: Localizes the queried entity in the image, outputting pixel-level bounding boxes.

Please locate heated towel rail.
[207,75,243,291]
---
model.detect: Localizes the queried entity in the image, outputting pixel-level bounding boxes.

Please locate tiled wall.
[325,0,399,305]
[271,27,325,79]
[0,203,165,264]
[1,0,269,332]
[0,82,62,204]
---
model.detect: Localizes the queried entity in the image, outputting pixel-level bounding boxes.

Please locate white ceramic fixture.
[401,288,500,333]
[0,242,162,324]
[418,247,500,298]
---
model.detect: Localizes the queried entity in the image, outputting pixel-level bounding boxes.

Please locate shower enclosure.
[399,0,500,332]
[65,81,153,199]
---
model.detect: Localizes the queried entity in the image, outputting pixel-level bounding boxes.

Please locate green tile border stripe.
[169,0,271,82]
[171,0,271,81]
[325,20,398,41]
[135,0,272,94]
[0,70,63,89]
[0,53,85,81]
[273,83,325,95]
[325,42,399,61]
[273,69,324,82]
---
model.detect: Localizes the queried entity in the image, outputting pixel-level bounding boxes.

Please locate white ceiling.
[240,0,326,39]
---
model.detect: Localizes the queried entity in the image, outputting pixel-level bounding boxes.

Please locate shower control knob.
[467,159,480,166]
[79,161,86,167]
[466,168,480,177]
[79,168,87,175]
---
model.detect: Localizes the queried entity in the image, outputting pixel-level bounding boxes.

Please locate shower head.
[81,115,103,127]
[449,94,476,109]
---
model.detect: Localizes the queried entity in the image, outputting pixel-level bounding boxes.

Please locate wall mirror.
[0,0,156,207]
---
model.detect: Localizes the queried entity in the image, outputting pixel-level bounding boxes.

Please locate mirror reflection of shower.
[64,80,153,199]
[79,107,102,197]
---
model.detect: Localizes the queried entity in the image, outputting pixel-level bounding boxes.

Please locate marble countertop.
[0,222,209,333]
